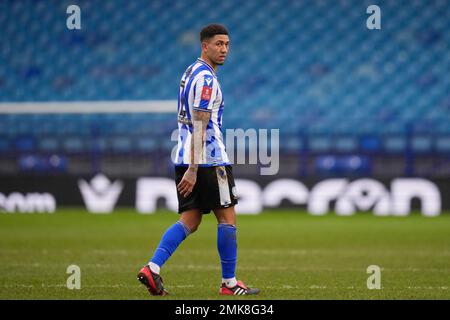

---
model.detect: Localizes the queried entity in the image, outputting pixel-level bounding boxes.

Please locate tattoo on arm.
[190,109,211,168]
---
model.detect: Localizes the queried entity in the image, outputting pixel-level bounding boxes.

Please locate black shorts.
[175,165,238,214]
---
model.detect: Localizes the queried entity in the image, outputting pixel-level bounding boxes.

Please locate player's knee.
[181,219,202,234]
[215,214,236,226]
[214,207,236,225]
[189,223,200,233]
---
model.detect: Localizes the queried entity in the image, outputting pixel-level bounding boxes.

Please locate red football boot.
[220,280,260,295]
[137,265,168,296]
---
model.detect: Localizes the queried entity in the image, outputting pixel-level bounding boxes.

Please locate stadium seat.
[411,136,432,153]
[436,137,450,153]
[62,137,85,154]
[309,137,331,153]
[360,136,381,153]
[14,136,35,153]
[38,137,59,153]
[335,137,357,153]
[384,137,407,153]
[315,155,370,175]
[0,137,10,153]
[136,137,158,153]
[111,137,132,154]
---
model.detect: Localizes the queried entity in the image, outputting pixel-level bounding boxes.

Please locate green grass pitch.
[0,209,449,299]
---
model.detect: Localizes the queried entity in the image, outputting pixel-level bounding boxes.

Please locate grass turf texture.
[0,209,449,300]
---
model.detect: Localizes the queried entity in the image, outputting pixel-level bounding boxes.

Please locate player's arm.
[177,109,211,198]
[177,75,216,197]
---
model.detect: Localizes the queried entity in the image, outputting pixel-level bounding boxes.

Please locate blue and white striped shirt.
[174,58,230,166]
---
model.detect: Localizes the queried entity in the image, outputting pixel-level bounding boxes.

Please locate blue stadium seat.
[436,137,450,153]
[360,136,381,153]
[62,137,85,154]
[111,137,132,154]
[309,137,331,153]
[0,137,10,153]
[14,136,35,152]
[316,155,370,175]
[282,136,303,153]
[335,137,357,153]
[136,137,158,153]
[384,137,407,153]
[38,137,59,152]
[18,154,67,173]
[412,136,432,153]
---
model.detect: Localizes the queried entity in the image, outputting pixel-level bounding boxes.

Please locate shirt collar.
[197,58,216,75]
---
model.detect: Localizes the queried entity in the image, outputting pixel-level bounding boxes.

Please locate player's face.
[204,35,230,66]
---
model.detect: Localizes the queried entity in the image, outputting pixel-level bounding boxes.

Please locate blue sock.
[150,221,190,268]
[217,223,237,279]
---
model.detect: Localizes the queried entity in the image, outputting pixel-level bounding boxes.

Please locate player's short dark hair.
[200,24,229,42]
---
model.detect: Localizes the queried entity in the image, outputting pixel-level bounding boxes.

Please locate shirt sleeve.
[192,74,218,112]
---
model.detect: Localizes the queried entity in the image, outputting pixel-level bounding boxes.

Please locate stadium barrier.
[0,174,447,216]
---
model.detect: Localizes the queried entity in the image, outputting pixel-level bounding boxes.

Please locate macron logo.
[205,78,212,86]
[78,174,123,213]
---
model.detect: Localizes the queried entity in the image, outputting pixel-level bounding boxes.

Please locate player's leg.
[137,209,202,296]
[214,206,237,286]
[149,209,202,272]
[214,206,260,295]
[138,164,205,296]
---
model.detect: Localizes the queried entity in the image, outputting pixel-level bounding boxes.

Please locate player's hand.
[177,166,198,198]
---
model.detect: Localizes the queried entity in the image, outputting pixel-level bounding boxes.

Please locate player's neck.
[199,55,217,72]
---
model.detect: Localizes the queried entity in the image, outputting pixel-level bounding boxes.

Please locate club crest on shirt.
[201,86,212,100]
